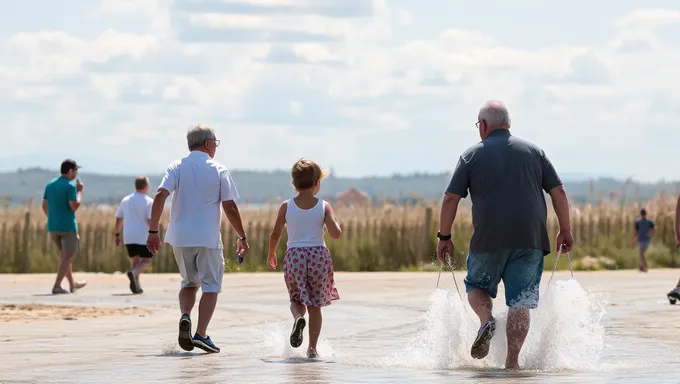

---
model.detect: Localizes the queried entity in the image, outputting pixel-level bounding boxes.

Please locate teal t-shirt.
[43,176,78,233]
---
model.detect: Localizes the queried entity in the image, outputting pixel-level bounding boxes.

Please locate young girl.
[267,158,342,358]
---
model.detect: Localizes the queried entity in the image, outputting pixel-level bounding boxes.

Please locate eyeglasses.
[208,139,220,147]
[475,121,481,129]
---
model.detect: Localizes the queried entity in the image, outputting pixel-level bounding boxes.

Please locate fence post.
[22,212,30,273]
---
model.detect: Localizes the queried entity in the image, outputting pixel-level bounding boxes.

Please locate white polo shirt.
[159,150,240,249]
[116,192,153,245]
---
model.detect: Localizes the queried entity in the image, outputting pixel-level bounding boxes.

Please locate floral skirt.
[283,246,339,307]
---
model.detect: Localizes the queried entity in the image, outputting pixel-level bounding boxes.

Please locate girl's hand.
[268,253,277,270]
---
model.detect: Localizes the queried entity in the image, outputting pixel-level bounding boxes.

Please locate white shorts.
[172,246,225,293]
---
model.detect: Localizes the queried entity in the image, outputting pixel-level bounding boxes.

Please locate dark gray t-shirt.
[634,218,654,242]
[445,129,562,256]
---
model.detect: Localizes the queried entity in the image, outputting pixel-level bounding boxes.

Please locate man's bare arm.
[149,189,170,231]
[115,217,124,234]
[42,199,48,216]
[438,192,462,235]
[222,200,247,238]
[69,190,82,212]
[548,185,571,232]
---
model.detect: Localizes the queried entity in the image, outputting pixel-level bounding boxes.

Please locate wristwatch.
[238,235,247,241]
[436,231,452,241]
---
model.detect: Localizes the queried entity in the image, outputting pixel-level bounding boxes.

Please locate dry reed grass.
[0,195,678,273]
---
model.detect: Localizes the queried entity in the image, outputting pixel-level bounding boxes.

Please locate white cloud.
[289,100,302,115]
[1,2,680,183]
[618,9,680,27]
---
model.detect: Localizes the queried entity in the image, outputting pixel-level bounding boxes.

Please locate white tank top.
[286,198,326,248]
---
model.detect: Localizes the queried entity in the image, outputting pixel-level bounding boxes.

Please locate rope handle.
[436,250,463,300]
[545,244,574,294]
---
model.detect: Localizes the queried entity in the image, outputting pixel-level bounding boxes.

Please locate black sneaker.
[290,316,306,348]
[471,319,496,359]
[178,313,194,351]
[127,271,139,294]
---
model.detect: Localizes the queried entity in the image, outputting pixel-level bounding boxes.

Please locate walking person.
[42,159,88,294]
[667,194,680,303]
[114,176,154,294]
[436,101,574,370]
[146,124,249,354]
[267,159,342,359]
[632,208,655,272]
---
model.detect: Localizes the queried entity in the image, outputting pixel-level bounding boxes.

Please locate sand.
[0,269,679,383]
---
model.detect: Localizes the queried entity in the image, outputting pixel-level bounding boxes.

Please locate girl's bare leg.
[306,306,322,356]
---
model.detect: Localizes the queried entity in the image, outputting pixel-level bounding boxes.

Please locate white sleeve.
[115,199,124,218]
[159,162,178,193]
[219,168,240,201]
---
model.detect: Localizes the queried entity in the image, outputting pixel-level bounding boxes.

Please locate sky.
[1,0,679,181]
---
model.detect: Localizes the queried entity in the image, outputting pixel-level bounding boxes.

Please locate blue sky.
[1,0,679,181]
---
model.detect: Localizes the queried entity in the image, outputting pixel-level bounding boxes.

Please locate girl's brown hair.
[291,158,329,191]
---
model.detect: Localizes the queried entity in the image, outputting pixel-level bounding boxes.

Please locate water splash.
[258,321,336,359]
[383,278,606,371]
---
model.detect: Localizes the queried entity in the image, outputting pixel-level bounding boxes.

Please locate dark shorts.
[638,240,651,252]
[126,244,153,258]
[464,248,544,309]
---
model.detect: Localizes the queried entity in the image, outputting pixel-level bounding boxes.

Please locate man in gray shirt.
[436,100,574,370]
[633,208,654,272]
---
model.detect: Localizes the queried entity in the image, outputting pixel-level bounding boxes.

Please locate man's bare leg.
[468,289,494,324]
[179,286,199,315]
[134,258,153,282]
[52,252,74,291]
[195,292,218,338]
[505,307,530,369]
[468,288,497,359]
[639,250,648,272]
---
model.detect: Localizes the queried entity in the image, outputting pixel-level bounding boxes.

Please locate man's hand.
[436,239,454,265]
[147,233,162,255]
[236,238,249,258]
[268,253,277,270]
[76,178,84,192]
[555,230,574,253]
[115,234,121,247]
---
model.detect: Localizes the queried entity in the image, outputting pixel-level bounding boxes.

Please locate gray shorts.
[49,232,79,254]
[172,246,225,293]
[638,240,651,252]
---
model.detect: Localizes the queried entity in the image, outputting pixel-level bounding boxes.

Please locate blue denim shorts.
[464,248,545,309]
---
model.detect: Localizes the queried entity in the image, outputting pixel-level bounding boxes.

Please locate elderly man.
[147,125,249,354]
[436,100,574,370]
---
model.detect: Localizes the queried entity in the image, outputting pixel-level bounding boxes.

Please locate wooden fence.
[0,208,678,273]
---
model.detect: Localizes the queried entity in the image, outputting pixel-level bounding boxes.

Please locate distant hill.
[1,167,678,206]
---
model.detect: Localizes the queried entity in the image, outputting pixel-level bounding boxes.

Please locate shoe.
[471,319,496,359]
[178,313,194,351]
[127,271,139,294]
[52,287,69,295]
[290,316,306,348]
[307,349,319,359]
[70,281,87,293]
[668,287,680,300]
[192,334,220,353]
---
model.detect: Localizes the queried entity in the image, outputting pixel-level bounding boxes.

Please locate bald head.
[478,100,511,128]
